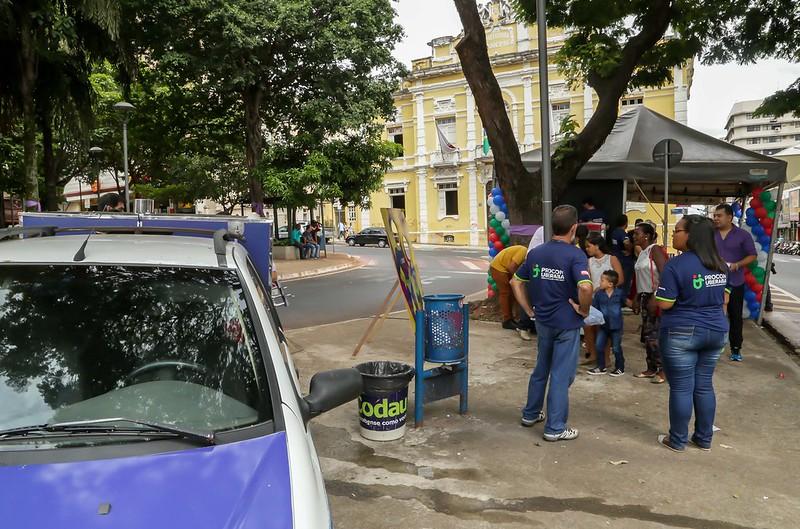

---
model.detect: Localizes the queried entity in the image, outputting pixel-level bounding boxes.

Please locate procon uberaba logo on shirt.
[531,264,566,282]
[692,273,727,290]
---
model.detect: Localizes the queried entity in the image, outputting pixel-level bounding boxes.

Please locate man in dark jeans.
[713,204,757,361]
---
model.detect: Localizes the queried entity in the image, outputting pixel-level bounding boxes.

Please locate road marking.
[461,260,482,271]
[770,284,800,303]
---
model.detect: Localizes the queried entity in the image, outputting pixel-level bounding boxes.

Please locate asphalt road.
[770,253,800,299]
[278,243,490,329]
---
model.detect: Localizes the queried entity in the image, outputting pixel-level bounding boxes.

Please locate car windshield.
[0,265,272,447]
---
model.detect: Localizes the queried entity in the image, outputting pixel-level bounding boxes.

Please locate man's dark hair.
[552,205,578,236]
[581,197,594,207]
[602,269,620,286]
[614,214,628,228]
[715,203,734,217]
[97,193,122,212]
[634,218,643,225]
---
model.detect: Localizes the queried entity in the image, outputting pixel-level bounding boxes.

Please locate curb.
[278,255,362,281]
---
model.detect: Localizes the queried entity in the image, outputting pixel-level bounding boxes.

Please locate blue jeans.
[304,243,319,258]
[522,322,581,435]
[596,327,624,371]
[659,326,727,449]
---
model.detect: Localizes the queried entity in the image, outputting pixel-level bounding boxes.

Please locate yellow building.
[335,0,693,246]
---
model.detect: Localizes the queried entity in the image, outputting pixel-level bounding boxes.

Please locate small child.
[587,270,625,376]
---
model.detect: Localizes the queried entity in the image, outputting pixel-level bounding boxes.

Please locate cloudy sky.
[393,1,800,138]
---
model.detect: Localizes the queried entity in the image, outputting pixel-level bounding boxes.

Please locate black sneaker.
[502,320,518,330]
[520,411,545,427]
[586,367,606,375]
[608,368,624,377]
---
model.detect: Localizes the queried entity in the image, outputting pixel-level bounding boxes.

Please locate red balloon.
[756,207,767,218]
[753,187,764,196]
[762,218,773,229]
[487,287,495,298]
[756,292,763,303]
[488,227,497,236]
[753,283,764,294]
[750,198,762,209]
[493,241,504,250]
[489,233,498,243]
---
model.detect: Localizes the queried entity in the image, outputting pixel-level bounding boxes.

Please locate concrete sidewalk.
[274,252,360,281]
[763,311,800,363]
[288,315,800,529]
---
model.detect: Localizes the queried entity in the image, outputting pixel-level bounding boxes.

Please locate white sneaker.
[517,328,532,341]
[543,427,579,442]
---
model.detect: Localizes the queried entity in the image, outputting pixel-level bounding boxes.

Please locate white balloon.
[490,205,499,215]
[487,197,495,207]
[501,219,511,229]
[758,250,768,263]
[495,211,506,221]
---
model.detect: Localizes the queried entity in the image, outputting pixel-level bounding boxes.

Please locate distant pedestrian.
[713,203,757,361]
[578,197,608,231]
[655,215,730,452]
[338,221,346,239]
[575,224,590,257]
[490,245,528,332]
[632,222,667,384]
[586,270,626,377]
[608,215,635,302]
[290,223,306,258]
[511,205,593,442]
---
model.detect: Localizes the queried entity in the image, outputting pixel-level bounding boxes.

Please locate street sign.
[652,139,683,168]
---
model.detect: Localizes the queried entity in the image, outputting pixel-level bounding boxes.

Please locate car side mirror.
[301,368,363,423]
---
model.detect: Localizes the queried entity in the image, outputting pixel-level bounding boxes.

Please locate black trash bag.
[355,361,415,394]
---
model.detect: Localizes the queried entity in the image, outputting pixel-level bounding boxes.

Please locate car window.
[0,265,273,447]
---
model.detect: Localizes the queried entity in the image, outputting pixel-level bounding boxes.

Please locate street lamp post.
[113,101,135,212]
[535,0,553,240]
[89,146,103,209]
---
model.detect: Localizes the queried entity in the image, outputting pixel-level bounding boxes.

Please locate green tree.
[129,0,405,213]
[454,0,756,224]
[0,0,120,209]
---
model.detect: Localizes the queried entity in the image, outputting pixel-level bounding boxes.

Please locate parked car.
[346,227,390,247]
[0,218,362,528]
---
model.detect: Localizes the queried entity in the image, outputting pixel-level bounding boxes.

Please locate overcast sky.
[393,1,800,138]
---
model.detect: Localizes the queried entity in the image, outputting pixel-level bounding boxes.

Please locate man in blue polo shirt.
[511,205,594,442]
[713,203,756,361]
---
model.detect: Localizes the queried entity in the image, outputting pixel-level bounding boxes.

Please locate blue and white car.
[0,218,361,528]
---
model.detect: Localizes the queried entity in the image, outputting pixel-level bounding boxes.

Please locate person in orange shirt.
[490,245,528,331]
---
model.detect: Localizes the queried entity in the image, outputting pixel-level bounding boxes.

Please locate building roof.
[0,234,222,269]
[727,99,765,119]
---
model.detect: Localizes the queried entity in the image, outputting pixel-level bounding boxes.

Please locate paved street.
[278,243,489,329]
[768,254,800,313]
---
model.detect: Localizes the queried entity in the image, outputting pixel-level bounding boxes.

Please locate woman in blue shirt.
[655,215,730,452]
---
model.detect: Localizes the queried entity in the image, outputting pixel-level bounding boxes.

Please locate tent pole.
[758,182,784,327]
[536,0,552,240]
[663,141,669,248]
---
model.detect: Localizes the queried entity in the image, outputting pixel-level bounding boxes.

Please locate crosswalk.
[768,284,800,313]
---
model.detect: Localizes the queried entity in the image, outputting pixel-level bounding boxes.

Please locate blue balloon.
[734,211,742,218]
[732,202,741,212]
[489,248,498,258]
[752,225,764,237]
[759,235,771,246]
[762,243,771,252]
[492,188,503,197]
[745,216,758,227]
[745,207,756,218]
[744,290,756,303]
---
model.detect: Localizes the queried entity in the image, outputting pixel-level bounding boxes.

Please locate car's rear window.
[0,265,272,445]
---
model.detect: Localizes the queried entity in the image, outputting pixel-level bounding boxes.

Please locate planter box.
[273,245,300,260]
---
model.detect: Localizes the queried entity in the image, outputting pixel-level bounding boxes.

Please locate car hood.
[0,432,293,529]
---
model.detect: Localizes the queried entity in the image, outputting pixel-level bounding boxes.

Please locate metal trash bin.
[423,294,466,363]
[355,361,415,441]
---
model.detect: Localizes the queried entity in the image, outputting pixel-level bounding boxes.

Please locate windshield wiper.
[0,417,215,446]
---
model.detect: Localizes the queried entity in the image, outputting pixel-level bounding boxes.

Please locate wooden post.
[352,280,400,357]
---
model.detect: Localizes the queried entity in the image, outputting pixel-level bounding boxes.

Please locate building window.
[745,113,754,119]
[437,181,459,217]
[551,102,571,131]
[387,126,404,149]
[795,134,800,140]
[621,96,643,107]
[388,187,406,210]
[347,206,357,224]
[746,125,761,132]
[435,116,457,148]
[768,136,780,143]
[747,138,761,144]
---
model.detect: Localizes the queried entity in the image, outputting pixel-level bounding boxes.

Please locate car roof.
[0,234,224,268]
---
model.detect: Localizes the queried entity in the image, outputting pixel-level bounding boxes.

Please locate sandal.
[634,370,656,378]
[651,372,666,384]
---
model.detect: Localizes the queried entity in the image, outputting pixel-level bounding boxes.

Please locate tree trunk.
[18,17,39,210]
[453,0,541,226]
[41,115,60,211]
[0,189,6,228]
[454,0,674,224]
[243,84,265,216]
